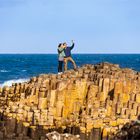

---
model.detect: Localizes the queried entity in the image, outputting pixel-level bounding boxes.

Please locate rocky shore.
[0,62,140,140]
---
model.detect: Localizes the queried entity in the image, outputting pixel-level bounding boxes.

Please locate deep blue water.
[0,54,140,86]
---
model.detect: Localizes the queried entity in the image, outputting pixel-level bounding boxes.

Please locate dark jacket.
[64,43,74,57]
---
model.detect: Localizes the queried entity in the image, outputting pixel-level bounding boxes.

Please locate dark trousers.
[58,61,63,72]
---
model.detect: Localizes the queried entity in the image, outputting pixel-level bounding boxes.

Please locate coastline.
[1,54,140,86]
[0,62,140,139]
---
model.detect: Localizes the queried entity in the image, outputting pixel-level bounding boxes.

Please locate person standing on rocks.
[63,40,77,71]
[58,43,66,73]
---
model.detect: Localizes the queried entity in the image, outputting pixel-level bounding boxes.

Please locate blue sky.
[0,0,140,53]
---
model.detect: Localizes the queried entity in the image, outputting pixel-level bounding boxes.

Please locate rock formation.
[113,119,140,140]
[0,62,140,140]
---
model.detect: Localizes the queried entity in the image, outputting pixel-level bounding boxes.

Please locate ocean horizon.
[0,54,140,87]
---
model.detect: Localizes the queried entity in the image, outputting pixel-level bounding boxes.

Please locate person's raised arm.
[70,40,75,50]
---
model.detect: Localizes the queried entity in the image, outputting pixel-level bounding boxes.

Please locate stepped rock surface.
[0,62,140,140]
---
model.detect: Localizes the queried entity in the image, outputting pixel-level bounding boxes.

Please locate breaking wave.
[22,70,27,72]
[0,78,29,87]
[0,70,10,73]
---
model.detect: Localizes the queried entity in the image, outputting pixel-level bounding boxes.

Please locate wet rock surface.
[113,120,140,140]
[0,62,140,139]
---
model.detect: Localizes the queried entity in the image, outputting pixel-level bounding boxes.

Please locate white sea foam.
[22,70,27,72]
[0,70,10,73]
[0,78,29,87]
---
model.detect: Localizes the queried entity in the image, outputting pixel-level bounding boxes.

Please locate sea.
[0,54,140,87]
